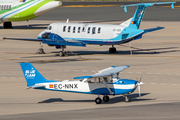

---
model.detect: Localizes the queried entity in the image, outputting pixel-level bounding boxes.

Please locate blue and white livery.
[4,2,175,56]
[20,62,143,104]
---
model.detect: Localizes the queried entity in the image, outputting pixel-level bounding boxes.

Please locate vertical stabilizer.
[20,62,46,87]
[121,2,176,29]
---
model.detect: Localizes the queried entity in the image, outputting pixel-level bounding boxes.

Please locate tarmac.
[0,20,180,119]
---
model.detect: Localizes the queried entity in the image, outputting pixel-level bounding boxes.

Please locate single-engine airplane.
[4,2,175,55]
[20,62,143,104]
[0,0,62,28]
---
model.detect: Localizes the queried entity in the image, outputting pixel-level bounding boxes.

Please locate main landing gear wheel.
[124,96,129,102]
[95,97,102,104]
[103,95,110,102]
[36,48,45,54]
[59,51,66,57]
[59,45,67,57]
[109,45,117,53]
[3,22,13,29]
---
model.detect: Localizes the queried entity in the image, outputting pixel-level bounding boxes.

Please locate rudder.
[20,62,46,87]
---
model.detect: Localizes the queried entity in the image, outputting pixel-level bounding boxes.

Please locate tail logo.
[25,68,36,79]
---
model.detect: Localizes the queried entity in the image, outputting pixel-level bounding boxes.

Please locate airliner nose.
[34,1,62,16]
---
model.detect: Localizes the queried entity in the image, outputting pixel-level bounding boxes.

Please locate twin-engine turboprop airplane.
[0,0,62,28]
[4,2,175,55]
[20,62,143,104]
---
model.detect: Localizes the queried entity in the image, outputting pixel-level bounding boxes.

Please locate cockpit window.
[47,26,52,30]
[42,33,51,39]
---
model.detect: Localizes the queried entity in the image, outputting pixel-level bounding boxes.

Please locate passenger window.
[82,27,86,32]
[68,26,71,32]
[87,27,91,34]
[78,27,81,33]
[98,27,101,33]
[73,27,76,33]
[92,27,96,34]
[8,5,11,10]
[87,78,95,83]
[63,26,66,32]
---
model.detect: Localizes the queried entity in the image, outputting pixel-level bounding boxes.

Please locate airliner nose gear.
[36,42,45,54]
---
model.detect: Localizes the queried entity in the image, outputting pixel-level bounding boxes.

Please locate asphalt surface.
[34,1,180,21]
[1,102,180,120]
[0,2,180,120]
[0,20,180,119]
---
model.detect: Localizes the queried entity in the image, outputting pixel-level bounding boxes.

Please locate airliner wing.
[3,37,86,47]
[3,37,43,41]
[73,65,129,79]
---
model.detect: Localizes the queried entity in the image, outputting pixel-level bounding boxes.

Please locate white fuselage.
[35,79,137,95]
[40,22,128,45]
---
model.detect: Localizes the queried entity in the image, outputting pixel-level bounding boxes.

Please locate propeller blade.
[138,84,141,97]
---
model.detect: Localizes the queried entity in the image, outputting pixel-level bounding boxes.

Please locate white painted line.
[127,72,133,74]
[1,77,7,78]
[150,83,157,84]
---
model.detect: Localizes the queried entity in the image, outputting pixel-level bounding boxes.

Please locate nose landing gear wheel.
[95,97,102,104]
[103,95,109,102]
[36,48,45,54]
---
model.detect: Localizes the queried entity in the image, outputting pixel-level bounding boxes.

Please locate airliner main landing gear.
[59,45,67,57]
[3,22,13,29]
[109,45,117,53]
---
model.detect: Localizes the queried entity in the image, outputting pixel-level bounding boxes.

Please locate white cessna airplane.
[0,0,62,28]
[4,2,175,55]
[20,62,143,104]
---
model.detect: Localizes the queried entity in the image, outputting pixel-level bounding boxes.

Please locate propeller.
[136,76,143,97]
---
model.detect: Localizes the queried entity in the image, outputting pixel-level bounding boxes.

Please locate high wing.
[73,65,129,79]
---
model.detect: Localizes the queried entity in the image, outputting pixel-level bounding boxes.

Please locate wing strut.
[102,78,114,95]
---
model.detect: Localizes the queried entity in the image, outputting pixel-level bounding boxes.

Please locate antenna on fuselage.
[66,19,69,23]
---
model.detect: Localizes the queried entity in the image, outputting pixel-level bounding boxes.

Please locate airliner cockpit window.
[47,26,52,30]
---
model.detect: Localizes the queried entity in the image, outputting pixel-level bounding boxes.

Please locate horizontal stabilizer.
[121,2,176,29]
[74,65,129,79]
[121,2,176,12]
[27,84,45,89]
[143,27,165,33]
